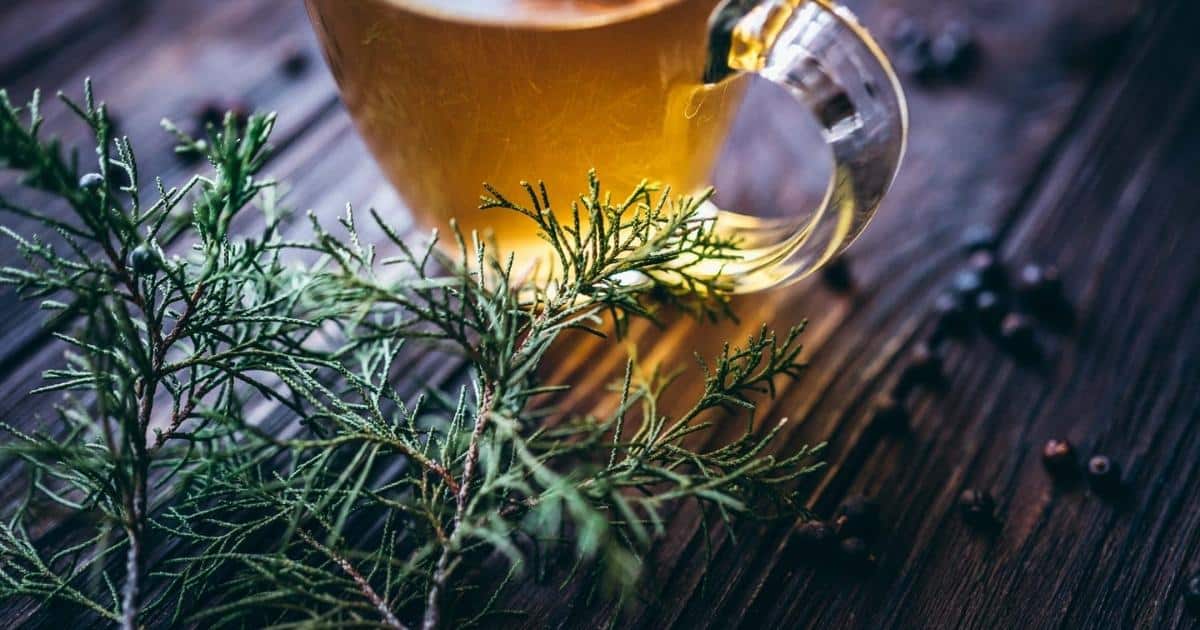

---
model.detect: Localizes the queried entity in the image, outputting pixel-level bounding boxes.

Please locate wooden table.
[2,0,1198,627]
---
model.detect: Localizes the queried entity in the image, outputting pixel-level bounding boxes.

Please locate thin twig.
[422,384,495,630]
[119,460,147,630]
[159,281,206,351]
[119,516,141,630]
[297,528,407,630]
[289,434,461,495]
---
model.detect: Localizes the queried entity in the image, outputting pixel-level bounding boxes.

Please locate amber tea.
[307,0,743,257]
[306,0,907,290]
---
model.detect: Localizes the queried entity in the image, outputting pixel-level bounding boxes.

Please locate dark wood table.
[2,0,1198,627]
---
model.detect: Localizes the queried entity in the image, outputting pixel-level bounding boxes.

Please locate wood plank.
[760,1,1200,625]
[0,0,123,83]
[3,0,1199,627]
[487,0,1170,627]
[3,104,472,623]
[0,0,341,368]
[0,111,403,628]
[612,1,1195,629]
[0,4,356,621]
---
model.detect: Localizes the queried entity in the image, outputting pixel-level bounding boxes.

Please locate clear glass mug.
[305,0,906,292]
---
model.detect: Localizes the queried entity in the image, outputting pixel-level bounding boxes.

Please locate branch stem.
[422,384,496,630]
[297,528,407,630]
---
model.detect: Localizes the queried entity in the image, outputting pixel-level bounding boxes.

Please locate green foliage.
[0,81,824,629]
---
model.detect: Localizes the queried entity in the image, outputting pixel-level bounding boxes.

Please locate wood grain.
[1,0,1198,628]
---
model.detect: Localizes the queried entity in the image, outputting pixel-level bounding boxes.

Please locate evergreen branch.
[296,528,407,630]
[0,81,826,629]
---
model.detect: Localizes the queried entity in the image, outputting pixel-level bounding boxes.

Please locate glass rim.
[360,0,693,30]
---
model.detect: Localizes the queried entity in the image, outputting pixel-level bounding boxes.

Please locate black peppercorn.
[958,488,996,526]
[892,21,936,84]
[1017,262,1070,315]
[961,224,997,254]
[888,17,927,50]
[281,49,311,77]
[196,101,224,130]
[129,245,159,275]
[929,33,962,73]
[1087,455,1122,490]
[1185,572,1200,615]
[835,495,880,539]
[821,256,853,292]
[1018,262,1061,297]
[872,394,908,432]
[929,21,978,79]
[229,100,251,124]
[791,520,837,558]
[952,270,984,303]
[899,342,942,392]
[195,99,251,135]
[897,50,934,84]
[912,342,942,373]
[968,250,1006,289]
[1041,439,1077,475]
[999,313,1036,353]
[839,536,875,569]
[78,172,105,191]
[931,292,970,343]
[974,291,1007,329]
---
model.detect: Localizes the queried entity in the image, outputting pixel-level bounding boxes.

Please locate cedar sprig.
[0,80,352,629]
[0,81,825,630]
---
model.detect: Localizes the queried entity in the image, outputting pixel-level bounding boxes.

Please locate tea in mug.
[306,0,748,259]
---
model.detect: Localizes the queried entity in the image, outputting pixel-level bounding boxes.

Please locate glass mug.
[305,0,906,292]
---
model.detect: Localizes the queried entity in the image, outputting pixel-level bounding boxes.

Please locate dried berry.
[821,256,853,292]
[931,292,970,342]
[999,313,1036,353]
[1018,262,1061,294]
[195,99,251,135]
[894,35,936,83]
[835,496,880,539]
[1017,263,1065,307]
[281,49,311,77]
[888,17,928,50]
[1185,572,1200,616]
[968,250,1006,289]
[952,270,984,303]
[1018,263,1074,328]
[974,291,1007,329]
[872,394,908,432]
[1087,455,1122,490]
[839,536,875,569]
[196,101,225,129]
[958,488,996,526]
[78,172,105,191]
[911,342,943,374]
[792,520,837,558]
[129,245,159,275]
[961,224,997,254]
[899,342,942,392]
[227,100,251,124]
[930,21,978,79]
[1041,439,1077,475]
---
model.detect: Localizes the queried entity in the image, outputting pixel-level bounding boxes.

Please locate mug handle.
[698,0,908,292]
